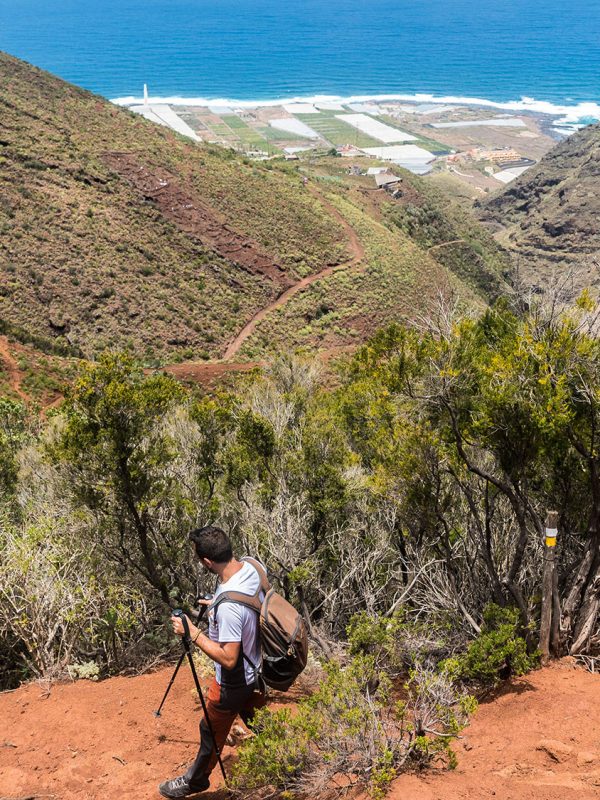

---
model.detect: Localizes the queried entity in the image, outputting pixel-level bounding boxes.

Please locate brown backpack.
[211,557,309,692]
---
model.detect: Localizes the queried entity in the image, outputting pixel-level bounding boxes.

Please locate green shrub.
[347,610,453,674]
[347,610,405,670]
[232,656,475,798]
[442,604,539,687]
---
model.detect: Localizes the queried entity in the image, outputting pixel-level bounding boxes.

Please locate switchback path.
[0,336,30,404]
[222,187,365,360]
[428,238,467,252]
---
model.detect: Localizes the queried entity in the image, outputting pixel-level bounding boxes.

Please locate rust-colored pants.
[184,677,267,788]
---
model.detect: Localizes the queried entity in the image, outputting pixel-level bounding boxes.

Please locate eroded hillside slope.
[478,123,600,296]
[0,52,511,365]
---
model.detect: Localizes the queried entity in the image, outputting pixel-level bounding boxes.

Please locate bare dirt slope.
[0,335,70,408]
[1,660,599,800]
[102,153,293,289]
[391,659,600,800]
[0,336,29,404]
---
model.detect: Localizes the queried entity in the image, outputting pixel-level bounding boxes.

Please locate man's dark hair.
[189,526,233,563]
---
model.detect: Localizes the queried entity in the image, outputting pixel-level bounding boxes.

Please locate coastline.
[112,91,600,129]
[118,88,597,192]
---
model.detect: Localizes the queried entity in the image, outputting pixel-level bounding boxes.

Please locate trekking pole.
[153,649,187,718]
[152,595,212,717]
[173,609,228,784]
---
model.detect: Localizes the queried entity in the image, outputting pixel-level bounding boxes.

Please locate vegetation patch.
[233,656,475,798]
[239,189,477,358]
[442,605,539,688]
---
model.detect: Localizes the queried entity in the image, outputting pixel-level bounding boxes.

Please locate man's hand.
[170,608,240,670]
[171,613,192,638]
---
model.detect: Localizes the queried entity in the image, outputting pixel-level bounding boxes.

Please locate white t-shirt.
[207,560,264,686]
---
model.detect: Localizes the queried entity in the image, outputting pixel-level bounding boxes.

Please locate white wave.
[111,91,600,123]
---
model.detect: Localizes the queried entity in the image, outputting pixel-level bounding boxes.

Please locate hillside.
[478,123,600,296]
[1,660,599,799]
[0,52,509,365]
[0,52,347,362]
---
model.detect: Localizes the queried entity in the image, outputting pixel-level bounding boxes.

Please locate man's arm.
[191,627,241,670]
[170,614,241,670]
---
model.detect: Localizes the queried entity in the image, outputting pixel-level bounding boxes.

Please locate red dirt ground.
[162,360,264,386]
[389,658,600,800]
[0,336,30,405]
[1,659,599,800]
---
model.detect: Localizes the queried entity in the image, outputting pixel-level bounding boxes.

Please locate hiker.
[159,526,268,799]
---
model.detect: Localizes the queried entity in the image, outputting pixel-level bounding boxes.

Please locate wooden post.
[550,562,561,656]
[539,510,559,663]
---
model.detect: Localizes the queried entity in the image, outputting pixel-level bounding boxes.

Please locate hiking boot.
[158,774,209,798]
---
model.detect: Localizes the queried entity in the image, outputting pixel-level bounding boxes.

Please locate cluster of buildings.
[445,146,537,183]
[448,147,535,170]
[343,142,538,191]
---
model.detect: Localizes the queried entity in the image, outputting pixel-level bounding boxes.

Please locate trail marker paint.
[545,528,558,547]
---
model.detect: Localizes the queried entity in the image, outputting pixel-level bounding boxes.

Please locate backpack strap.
[209,558,270,691]
[212,589,262,614]
[241,556,271,593]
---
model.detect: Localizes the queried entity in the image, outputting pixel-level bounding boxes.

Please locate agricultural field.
[220,115,272,150]
[268,117,322,140]
[376,114,452,154]
[255,124,307,142]
[295,111,382,148]
[207,120,234,139]
[335,113,417,143]
[172,104,452,161]
[293,110,451,154]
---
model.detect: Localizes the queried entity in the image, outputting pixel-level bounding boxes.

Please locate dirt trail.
[161,345,357,386]
[101,161,365,370]
[0,336,30,404]
[1,660,599,800]
[389,659,600,800]
[428,238,467,252]
[222,188,365,360]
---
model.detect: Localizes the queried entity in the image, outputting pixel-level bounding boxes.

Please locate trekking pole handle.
[172,608,192,646]
[196,592,213,622]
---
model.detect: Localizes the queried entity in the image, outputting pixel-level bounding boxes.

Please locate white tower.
[143,83,149,106]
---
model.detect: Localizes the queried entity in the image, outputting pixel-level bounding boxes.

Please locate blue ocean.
[1,0,599,121]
